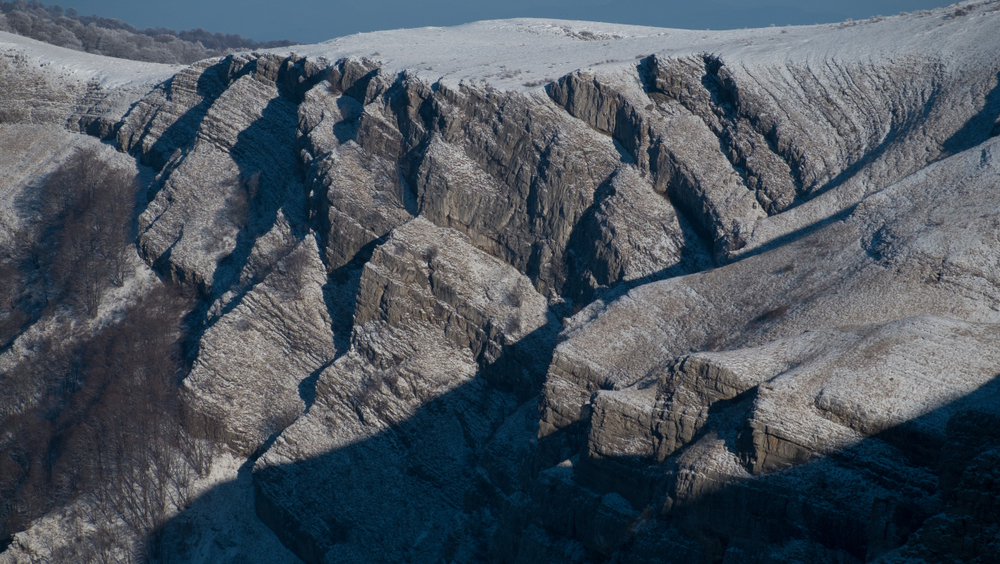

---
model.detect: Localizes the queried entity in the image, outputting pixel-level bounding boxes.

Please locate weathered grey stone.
[550,67,766,259]
[298,70,415,272]
[5,10,1000,564]
[253,218,558,563]
[414,84,625,299]
[120,53,322,294]
[587,354,755,463]
[182,228,336,455]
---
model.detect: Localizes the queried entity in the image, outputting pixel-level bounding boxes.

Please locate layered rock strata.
[3,6,1000,563]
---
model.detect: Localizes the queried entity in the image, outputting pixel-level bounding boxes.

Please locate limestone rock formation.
[3,3,1000,563]
[254,218,558,563]
[182,229,336,455]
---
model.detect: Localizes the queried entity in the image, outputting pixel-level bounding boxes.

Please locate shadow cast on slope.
[2,145,151,355]
[138,60,1000,564]
[942,72,1000,156]
[731,93,1000,268]
[204,91,303,302]
[780,77,942,214]
[548,374,1000,564]
[147,317,560,564]
[728,203,858,265]
[730,67,998,219]
[559,174,714,310]
[146,458,303,564]
[168,57,330,366]
[146,323,1000,564]
[133,57,257,216]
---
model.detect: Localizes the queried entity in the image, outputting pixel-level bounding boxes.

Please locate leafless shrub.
[754,304,790,324]
[225,172,261,229]
[949,6,974,18]
[0,283,193,556]
[33,148,139,316]
[0,1,295,64]
[704,334,726,352]
[284,245,312,279]
[422,245,439,264]
[504,316,522,336]
[226,186,249,229]
[499,66,522,79]
[273,245,313,298]
[178,415,218,478]
[503,290,523,308]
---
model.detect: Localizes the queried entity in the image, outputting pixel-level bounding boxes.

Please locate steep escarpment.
[255,218,559,563]
[302,57,702,303]
[119,53,325,292]
[112,52,336,455]
[549,45,1000,261]
[3,5,1000,564]
[523,130,1000,564]
[266,11,1000,562]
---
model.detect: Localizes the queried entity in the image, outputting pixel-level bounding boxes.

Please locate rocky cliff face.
[3,3,1000,563]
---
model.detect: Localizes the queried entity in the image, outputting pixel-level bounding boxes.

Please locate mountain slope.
[2,2,1000,563]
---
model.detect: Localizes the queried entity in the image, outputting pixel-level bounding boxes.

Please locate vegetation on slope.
[0,0,296,64]
[0,149,204,562]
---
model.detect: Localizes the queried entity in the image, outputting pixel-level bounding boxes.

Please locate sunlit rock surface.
[3,3,1000,562]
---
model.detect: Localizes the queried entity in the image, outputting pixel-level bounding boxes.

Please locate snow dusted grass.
[259,3,1000,93]
[0,0,996,99]
[0,30,178,89]
[0,4,998,561]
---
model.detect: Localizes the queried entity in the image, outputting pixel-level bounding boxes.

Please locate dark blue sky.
[62,0,958,43]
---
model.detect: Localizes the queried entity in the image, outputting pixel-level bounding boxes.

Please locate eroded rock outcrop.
[254,218,558,563]
[302,61,682,302]
[120,54,324,294]
[4,7,1000,563]
[182,229,336,455]
[522,134,1000,564]
[549,41,1000,262]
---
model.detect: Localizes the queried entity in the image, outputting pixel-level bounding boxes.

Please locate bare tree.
[35,148,139,316]
[0,1,296,64]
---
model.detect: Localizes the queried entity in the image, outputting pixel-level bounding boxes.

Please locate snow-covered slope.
[0,30,179,87]
[2,2,1000,563]
[274,10,998,94]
